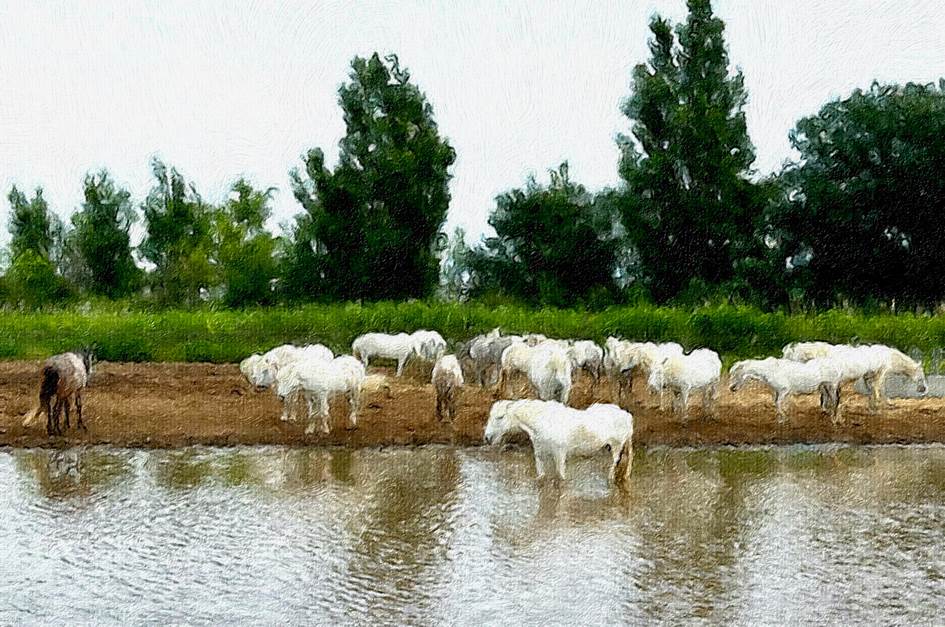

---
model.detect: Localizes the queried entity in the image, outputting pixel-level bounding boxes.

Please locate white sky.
[1,0,944,248]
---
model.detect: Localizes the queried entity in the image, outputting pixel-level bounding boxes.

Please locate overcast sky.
[1,0,944,248]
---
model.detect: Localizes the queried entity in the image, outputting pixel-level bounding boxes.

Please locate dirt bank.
[2,360,945,449]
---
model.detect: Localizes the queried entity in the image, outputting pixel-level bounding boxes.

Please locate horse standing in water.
[24,350,94,436]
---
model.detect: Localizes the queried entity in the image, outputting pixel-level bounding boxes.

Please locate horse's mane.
[883,347,923,377]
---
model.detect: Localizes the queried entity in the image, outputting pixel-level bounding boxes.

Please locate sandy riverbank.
[1,360,944,449]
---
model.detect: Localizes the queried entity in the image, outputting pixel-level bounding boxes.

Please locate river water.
[1,444,943,624]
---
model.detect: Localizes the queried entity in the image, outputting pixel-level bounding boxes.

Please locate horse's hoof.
[345,424,358,431]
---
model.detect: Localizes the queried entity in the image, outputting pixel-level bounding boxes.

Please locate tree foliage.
[764,81,945,308]
[469,163,623,307]
[70,170,141,297]
[617,0,762,303]
[289,53,456,301]
[140,159,214,304]
[4,248,69,307]
[8,186,61,262]
[439,227,473,301]
[214,179,278,307]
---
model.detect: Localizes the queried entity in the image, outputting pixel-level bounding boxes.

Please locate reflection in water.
[0,445,944,623]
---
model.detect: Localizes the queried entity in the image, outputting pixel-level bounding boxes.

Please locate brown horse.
[24,349,94,436]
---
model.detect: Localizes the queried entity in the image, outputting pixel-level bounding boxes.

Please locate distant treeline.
[3,0,945,312]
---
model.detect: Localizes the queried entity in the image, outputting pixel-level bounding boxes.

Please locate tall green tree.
[214,179,278,307]
[4,186,69,306]
[617,0,762,303]
[139,159,214,304]
[469,163,623,307]
[8,186,61,261]
[70,170,140,297]
[289,53,456,301]
[764,81,945,308]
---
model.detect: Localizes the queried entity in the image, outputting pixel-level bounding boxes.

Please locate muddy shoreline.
[2,360,945,449]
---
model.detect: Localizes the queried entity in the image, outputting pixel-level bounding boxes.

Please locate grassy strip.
[1,301,944,365]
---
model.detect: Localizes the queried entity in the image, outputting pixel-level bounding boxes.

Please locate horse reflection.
[15,448,132,500]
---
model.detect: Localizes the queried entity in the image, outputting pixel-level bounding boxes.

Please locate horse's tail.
[24,365,58,427]
[22,405,41,427]
[614,435,633,485]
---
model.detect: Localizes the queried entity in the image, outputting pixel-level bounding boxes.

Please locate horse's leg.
[554,450,567,481]
[677,388,689,421]
[52,398,63,435]
[609,443,621,483]
[533,450,547,480]
[774,389,788,423]
[347,389,359,429]
[43,397,54,436]
[874,369,893,409]
[320,393,331,434]
[395,356,405,377]
[303,393,317,434]
[865,373,881,412]
[63,396,71,430]
[75,390,86,430]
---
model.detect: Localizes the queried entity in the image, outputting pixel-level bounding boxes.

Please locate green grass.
[1,300,944,364]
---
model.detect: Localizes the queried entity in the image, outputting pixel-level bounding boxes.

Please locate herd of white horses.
[237,328,929,485]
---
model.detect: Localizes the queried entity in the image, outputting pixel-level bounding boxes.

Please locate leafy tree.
[278,213,323,302]
[762,81,945,308]
[139,159,214,305]
[214,179,278,307]
[469,163,623,306]
[617,0,763,303]
[290,53,456,301]
[8,186,61,261]
[70,170,141,297]
[3,248,69,307]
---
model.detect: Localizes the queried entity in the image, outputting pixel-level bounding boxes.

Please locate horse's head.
[77,345,96,376]
[728,362,746,392]
[894,350,928,396]
[912,365,928,396]
[253,361,277,391]
[646,359,667,394]
[484,400,516,446]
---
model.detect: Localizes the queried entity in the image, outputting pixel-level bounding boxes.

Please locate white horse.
[827,345,927,416]
[567,340,604,387]
[461,329,522,387]
[351,332,419,376]
[432,354,464,421]
[729,357,841,422]
[411,330,447,362]
[498,343,572,404]
[782,341,836,362]
[275,356,365,434]
[483,399,634,484]
[244,343,334,389]
[648,348,721,420]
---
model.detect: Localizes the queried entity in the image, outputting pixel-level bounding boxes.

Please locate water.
[1,444,944,624]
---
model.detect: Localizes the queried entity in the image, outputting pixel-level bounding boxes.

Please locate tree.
[139,159,214,304]
[764,81,945,308]
[289,53,456,301]
[214,179,278,307]
[70,170,141,297]
[469,163,623,306]
[8,186,61,261]
[617,0,763,303]
[439,227,473,301]
[3,249,69,307]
